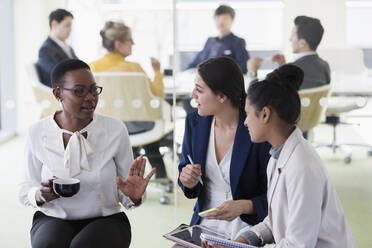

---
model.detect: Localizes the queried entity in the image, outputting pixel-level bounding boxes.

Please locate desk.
[331,74,372,97]
[164,71,195,97]
[163,70,259,97]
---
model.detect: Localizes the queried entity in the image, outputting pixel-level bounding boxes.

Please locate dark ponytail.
[247,64,304,124]
[198,57,246,109]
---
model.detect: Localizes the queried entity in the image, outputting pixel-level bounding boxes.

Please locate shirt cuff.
[121,192,146,210]
[27,186,40,208]
[154,71,163,78]
[250,223,273,245]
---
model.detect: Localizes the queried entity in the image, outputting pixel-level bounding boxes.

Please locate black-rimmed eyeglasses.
[59,85,103,97]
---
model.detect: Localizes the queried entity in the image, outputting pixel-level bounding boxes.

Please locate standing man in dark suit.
[248,16,330,90]
[37,9,78,87]
[185,5,250,74]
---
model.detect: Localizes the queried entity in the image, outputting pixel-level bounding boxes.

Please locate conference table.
[163,69,260,98]
[330,73,372,97]
[164,70,372,98]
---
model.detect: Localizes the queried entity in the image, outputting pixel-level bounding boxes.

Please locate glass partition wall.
[0,0,16,142]
[67,1,184,247]
[1,0,284,247]
[66,0,285,246]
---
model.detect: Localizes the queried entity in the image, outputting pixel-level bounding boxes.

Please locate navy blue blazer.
[37,37,78,87]
[178,111,270,226]
[185,33,250,73]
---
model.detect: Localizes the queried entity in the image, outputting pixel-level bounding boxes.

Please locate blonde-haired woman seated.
[90,21,172,187]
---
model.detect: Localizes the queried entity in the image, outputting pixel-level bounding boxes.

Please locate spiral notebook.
[200,233,258,248]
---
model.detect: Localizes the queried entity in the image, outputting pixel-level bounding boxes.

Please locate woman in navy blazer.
[178,57,270,238]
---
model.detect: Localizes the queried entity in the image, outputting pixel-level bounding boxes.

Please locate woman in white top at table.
[19,59,155,248]
[204,64,355,248]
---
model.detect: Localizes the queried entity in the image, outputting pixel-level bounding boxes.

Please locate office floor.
[0,117,372,247]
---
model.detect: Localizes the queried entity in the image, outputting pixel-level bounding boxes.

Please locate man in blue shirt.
[185,5,250,73]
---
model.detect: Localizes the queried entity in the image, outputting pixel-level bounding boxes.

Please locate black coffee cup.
[163,68,173,76]
[53,178,80,197]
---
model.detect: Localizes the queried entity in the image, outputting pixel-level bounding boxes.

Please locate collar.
[49,36,68,49]
[293,51,317,61]
[102,53,126,62]
[50,112,97,177]
[50,111,97,134]
[216,32,234,41]
[269,145,283,160]
[275,127,303,169]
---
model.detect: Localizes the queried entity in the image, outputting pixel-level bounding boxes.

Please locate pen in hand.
[187,155,203,186]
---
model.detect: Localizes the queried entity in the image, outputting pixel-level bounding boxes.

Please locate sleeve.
[256,157,324,248]
[240,141,270,224]
[38,45,62,84]
[137,64,164,98]
[185,39,211,70]
[114,123,142,209]
[233,38,250,74]
[250,216,275,246]
[237,228,262,246]
[177,114,202,198]
[18,133,43,208]
[268,161,324,248]
[325,61,331,84]
[249,142,271,222]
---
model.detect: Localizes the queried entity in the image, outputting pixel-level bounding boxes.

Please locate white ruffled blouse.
[19,113,137,220]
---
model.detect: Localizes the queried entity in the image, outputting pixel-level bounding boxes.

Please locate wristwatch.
[248,71,257,78]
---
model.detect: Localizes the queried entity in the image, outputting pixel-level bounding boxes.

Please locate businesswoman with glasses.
[19,59,155,248]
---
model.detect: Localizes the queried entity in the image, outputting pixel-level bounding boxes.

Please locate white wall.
[13,0,350,133]
[14,0,67,134]
[283,0,347,60]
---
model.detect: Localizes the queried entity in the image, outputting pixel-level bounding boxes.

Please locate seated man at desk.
[185,4,250,74]
[37,9,78,87]
[248,15,330,89]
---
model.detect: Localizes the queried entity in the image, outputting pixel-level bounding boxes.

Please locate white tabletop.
[163,70,372,97]
[164,70,196,96]
[331,73,372,96]
[164,69,257,96]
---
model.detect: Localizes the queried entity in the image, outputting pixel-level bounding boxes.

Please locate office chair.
[297,85,331,133]
[317,48,372,163]
[94,72,174,204]
[316,97,372,164]
[26,62,60,118]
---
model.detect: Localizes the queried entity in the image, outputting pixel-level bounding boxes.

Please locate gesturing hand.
[117,156,156,205]
[150,57,161,72]
[271,53,286,65]
[247,56,263,74]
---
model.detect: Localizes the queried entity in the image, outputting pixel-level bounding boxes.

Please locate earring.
[220,99,224,103]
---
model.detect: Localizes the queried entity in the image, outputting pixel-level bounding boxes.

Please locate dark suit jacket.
[292,54,330,90]
[37,37,78,87]
[185,33,250,74]
[178,111,271,226]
